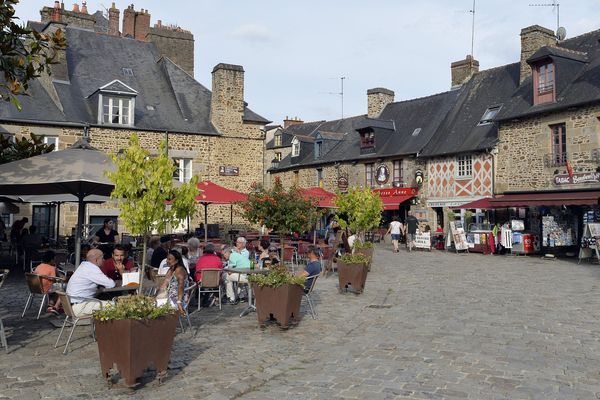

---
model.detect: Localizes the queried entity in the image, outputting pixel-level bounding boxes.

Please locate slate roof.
[497,28,600,121]
[0,25,268,133]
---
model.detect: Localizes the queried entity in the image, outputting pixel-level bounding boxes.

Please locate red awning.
[381,195,414,211]
[455,197,494,209]
[299,187,337,208]
[195,181,247,204]
[489,191,600,207]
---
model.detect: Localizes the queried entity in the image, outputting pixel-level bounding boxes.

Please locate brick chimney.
[108,3,120,36]
[134,9,151,41]
[283,116,304,128]
[367,88,394,118]
[122,4,135,38]
[451,55,479,88]
[520,25,556,84]
[72,2,79,13]
[51,1,61,22]
[210,63,245,134]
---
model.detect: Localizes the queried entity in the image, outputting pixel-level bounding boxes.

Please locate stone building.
[0,3,268,238]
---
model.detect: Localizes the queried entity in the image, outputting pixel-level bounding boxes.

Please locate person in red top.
[101,244,134,280]
[194,243,223,282]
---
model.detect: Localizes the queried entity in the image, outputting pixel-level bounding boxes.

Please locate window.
[551,123,567,165]
[275,152,282,161]
[43,136,59,151]
[102,95,133,125]
[122,67,134,77]
[32,205,56,239]
[365,163,374,187]
[315,141,323,159]
[456,155,472,178]
[274,133,282,147]
[478,106,502,125]
[316,168,323,187]
[0,213,10,230]
[174,158,193,182]
[360,131,375,148]
[291,138,300,157]
[393,160,403,185]
[411,128,421,136]
[534,62,555,104]
[293,171,299,186]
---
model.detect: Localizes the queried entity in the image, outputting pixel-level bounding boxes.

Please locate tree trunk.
[138,233,149,294]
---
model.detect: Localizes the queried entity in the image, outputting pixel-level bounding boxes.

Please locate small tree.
[106,134,198,292]
[334,187,383,244]
[0,132,55,164]
[240,178,319,255]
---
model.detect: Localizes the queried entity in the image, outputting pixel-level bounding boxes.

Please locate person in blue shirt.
[298,245,321,293]
[223,246,250,304]
[234,236,250,259]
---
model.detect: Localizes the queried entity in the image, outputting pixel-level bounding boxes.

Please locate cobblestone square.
[2,246,600,399]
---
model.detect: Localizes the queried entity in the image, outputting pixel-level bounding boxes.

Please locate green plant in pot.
[100,135,199,388]
[353,241,375,271]
[248,265,306,329]
[336,253,369,294]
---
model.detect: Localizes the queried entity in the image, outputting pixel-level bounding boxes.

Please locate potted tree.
[97,134,198,388]
[248,266,306,329]
[334,187,383,292]
[336,253,370,294]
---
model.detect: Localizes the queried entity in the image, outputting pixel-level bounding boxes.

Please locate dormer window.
[360,131,375,148]
[92,80,137,126]
[274,132,282,147]
[314,140,323,159]
[291,137,300,157]
[533,62,555,105]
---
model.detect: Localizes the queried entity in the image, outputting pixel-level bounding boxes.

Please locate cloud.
[229,24,271,43]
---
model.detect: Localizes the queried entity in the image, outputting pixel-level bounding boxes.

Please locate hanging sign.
[337,176,349,192]
[554,172,600,185]
[219,166,239,176]
[415,169,424,186]
[375,164,389,185]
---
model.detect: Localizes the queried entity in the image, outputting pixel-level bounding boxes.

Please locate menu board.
[450,221,469,251]
[414,232,431,249]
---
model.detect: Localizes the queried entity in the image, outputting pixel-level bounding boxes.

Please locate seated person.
[150,235,170,269]
[156,250,190,313]
[194,243,224,282]
[265,246,280,268]
[223,246,250,305]
[158,247,189,274]
[101,244,134,280]
[257,239,271,268]
[298,245,322,293]
[33,250,65,315]
[66,249,115,315]
[234,236,250,259]
[347,232,357,250]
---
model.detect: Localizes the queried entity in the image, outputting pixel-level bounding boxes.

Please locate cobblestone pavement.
[2,246,600,399]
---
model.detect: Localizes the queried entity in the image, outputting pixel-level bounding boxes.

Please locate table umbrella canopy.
[0,201,19,214]
[299,187,337,208]
[195,181,248,243]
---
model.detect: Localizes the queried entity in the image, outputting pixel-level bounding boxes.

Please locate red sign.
[373,187,418,197]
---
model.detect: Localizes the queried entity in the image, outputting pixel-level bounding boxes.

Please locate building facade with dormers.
[0,2,269,236]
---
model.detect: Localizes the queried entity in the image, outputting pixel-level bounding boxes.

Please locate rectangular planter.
[355,248,374,271]
[252,283,303,329]
[337,261,368,294]
[94,313,178,387]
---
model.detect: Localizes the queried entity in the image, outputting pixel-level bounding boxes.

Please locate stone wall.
[148,25,194,77]
[367,88,394,118]
[496,104,600,193]
[519,25,556,84]
[41,6,96,29]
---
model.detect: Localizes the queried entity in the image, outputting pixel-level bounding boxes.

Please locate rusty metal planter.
[252,283,303,329]
[94,313,178,388]
[337,261,368,294]
[356,248,374,271]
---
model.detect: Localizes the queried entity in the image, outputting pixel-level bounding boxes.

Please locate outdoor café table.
[223,267,269,317]
[96,279,155,300]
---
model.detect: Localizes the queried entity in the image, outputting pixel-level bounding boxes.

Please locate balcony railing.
[538,83,554,95]
[544,152,567,167]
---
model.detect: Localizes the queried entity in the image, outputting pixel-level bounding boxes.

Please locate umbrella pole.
[230,204,233,225]
[55,203,61,241]
[74,196,86,267]
[204,203,208,244]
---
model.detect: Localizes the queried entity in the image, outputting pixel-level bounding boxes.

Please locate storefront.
[374,187,419,225]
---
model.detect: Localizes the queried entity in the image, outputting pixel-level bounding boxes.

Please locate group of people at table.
[32,233,321,318]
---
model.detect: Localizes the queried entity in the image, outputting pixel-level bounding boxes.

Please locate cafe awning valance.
[489,191,600,207]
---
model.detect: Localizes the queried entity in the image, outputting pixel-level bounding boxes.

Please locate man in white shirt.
[66,248,115,315]
[234,237,250,259]
[386,216,404,253]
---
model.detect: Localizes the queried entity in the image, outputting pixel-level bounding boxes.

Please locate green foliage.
[334,187,383,240]
[0,132,55,164]
[1,0,67,110]
[93,295,174,321]
[464,210,474,228]
[337,253,369,264]
[248,265,305,288]
[354,241,374,249]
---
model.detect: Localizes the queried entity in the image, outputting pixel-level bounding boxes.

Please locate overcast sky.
[14,0,600,125]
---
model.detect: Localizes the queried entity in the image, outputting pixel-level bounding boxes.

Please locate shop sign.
[375,164,389,185]
[337,176,349,192]
[219,166,239,176]
[373,187,418,197]
[554,172,600,185]
[415,169,424,186]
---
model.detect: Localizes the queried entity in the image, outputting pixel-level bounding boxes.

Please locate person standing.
[386,216,403,253]
[93,218,119,259]
[405,211,419,252]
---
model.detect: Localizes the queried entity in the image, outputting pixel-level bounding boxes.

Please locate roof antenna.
[529,0,563,39]
[469,0,475,59]
[322,77,346,119]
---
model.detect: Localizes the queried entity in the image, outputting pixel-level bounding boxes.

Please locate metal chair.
[197,268,223,311]
[22,273,63,319]
[302,274,320,319]
[0,269,9,352]
[179,283,197,333]
[54,291,103,354]
[29,259,42,272]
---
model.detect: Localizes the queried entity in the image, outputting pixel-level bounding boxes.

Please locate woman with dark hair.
[94,218,119,259]
[257,239,271,268]
[156,249,190,313]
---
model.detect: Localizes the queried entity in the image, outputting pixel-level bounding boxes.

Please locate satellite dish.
[557,27,567,41]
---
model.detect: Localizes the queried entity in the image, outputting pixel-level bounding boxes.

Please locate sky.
[14,0,600,126]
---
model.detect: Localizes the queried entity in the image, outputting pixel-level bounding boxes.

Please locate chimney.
[134,8,151,41]
[122,4,135,38]
[367,88,394,118]
[451,55,479,87]
[108,3,120,36]
[51,1,61,22]
[283,116,304,129]
[81,1,87,14]
[72,2,79,13]
[210,63,245,133]
[520,25,556,84]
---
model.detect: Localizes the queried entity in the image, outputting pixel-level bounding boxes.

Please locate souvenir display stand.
[578,223,600,264]
[511,219,540,255]
[448,221,469,254]
[466,223,495,254]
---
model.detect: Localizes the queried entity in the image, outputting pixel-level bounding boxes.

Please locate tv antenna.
[469,0,476,58]
[529,1,562,38]
[323,77,346,119]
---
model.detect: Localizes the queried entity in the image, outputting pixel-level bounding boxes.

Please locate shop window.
[456,155,472,178]
[533,62,555,105]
